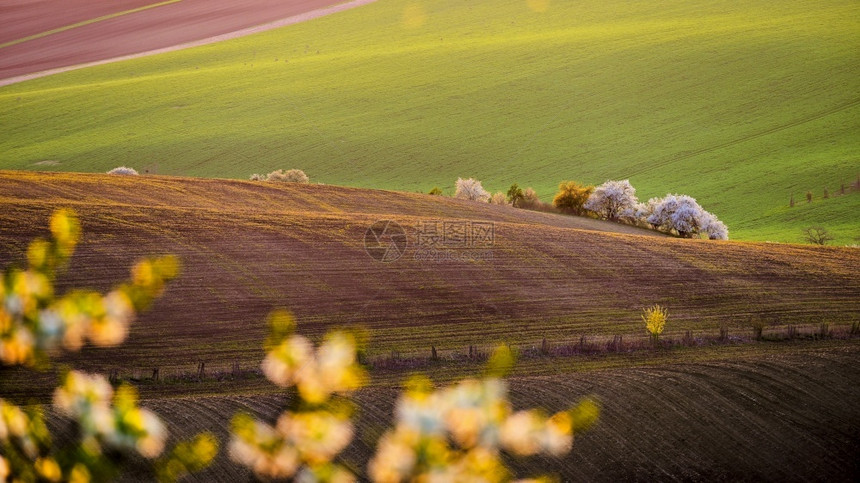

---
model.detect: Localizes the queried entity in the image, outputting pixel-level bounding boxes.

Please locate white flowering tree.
[266,169,310,183]
[584,180,639,222]
[106,167,139,175]
[631,197,657,228]
[700,212,729,240]
[454,178,491,202]
[647,194,728,239]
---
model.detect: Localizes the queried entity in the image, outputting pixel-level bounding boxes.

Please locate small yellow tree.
[553,181,594,215]
[642,304,668,343]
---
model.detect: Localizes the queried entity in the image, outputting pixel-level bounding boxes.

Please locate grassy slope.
[0,172,857,399]
[1,0,858,243]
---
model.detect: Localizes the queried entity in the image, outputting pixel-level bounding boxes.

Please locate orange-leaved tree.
[553,181,594,215]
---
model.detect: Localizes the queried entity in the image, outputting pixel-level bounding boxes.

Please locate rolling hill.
[0,0,858,243]
[2,171,858,480]
[0,171,857,398]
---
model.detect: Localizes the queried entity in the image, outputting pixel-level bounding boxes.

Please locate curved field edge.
[0,0,375,84]
[38,342,859,481]
[0,0,858,243]
[0,170,664,236]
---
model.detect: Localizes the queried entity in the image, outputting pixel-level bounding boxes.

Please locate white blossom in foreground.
[277,410,353,465]
[262,331,365,404]
[0,399,40,459]
[230,416,301,479]
[239,321,598,482]
[53,371,166,458]
[368,355,598,483]
[232,319,364,481]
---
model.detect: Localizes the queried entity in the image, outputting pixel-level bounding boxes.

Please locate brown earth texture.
[0,171,857,378]
[3,2,858,479]
[0,171,858,480]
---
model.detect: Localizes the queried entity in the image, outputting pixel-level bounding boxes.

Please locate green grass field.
[1,0,858,243]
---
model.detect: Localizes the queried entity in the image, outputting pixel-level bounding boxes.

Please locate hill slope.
[46,342,856,481]
[0,0,858,243]
[0,172,857,386]
[3,173,859,481]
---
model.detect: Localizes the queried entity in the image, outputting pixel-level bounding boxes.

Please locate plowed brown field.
[91,342,856,481]
[0,171,857,398]
[2,171,858,481]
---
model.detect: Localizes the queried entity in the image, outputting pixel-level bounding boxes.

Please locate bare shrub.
[107,166,139,175]
[682,330,694,346]
[607,335,624,352]
[749,315,767,340]
[249,173,266,181]
[519,187,541,208]
[266,169,310,183]
[489,192,509,205]
[517,187,555,212]
[802,226,834,245]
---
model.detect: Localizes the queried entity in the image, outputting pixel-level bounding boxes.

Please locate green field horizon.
[1,0,858,243]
